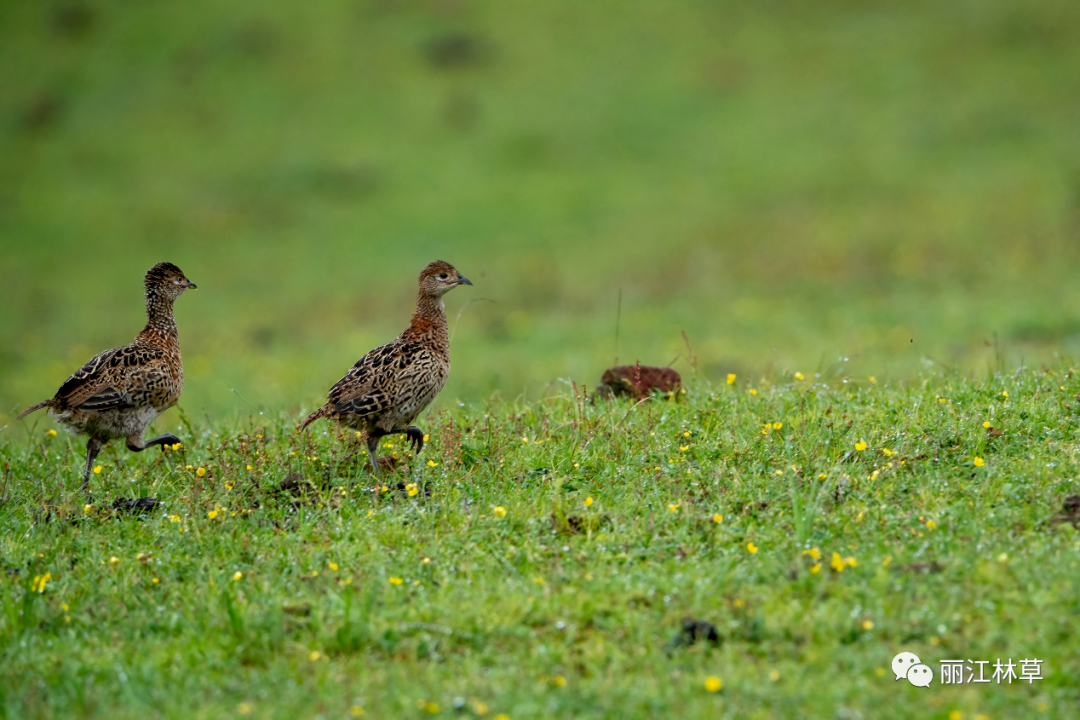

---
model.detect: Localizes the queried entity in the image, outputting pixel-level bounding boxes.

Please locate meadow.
[2,0,1080,717]
[3,371,1079,718]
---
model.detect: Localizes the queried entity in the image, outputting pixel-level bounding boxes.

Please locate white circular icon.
[907,663,933,687]
[891,651,921,681]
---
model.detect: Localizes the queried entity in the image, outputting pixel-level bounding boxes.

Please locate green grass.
[3,0,1080,420]
[3,369,1079,718]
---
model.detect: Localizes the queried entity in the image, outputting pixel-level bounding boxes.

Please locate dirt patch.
[1049,495,1080,529]
[665,618,720,653]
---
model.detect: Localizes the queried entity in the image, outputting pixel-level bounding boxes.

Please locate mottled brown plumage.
[299,260,471,474]
[19,262,197,495]
[597,364,682,400]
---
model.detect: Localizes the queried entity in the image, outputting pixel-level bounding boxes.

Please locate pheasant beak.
[456,275,472,286]
[185,279,198,289]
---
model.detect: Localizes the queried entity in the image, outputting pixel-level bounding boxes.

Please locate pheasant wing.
[328,341,415,418]
[55,346,167,411]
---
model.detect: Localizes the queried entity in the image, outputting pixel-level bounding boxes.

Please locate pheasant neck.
[408,293,449,345]
[139,291,179,344]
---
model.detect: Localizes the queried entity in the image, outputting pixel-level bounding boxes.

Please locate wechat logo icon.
[892,651,933,688]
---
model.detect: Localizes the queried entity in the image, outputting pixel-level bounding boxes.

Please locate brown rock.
[596,364,681,400]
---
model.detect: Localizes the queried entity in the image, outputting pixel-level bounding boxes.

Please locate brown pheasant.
[299,260,471,475]
[19,262,197,495]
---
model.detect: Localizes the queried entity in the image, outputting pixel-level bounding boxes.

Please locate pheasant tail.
[17,400,52,420]
[298,403,331,432]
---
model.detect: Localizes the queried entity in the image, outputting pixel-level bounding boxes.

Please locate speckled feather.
[300,261,471,463]
[19,262,195,448]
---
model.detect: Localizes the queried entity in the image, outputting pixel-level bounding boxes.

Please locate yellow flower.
[493,506,507,518]
[170,442,182,451]
[93,465,102,474]
[683,430,691,438]
[552,675,567,687]
[746,542,758,554]
[238,703,253,716]
[521,436,529,444]
[350,707,365,717]
[584,496,593,507]
[233,571,242,581]
[803,547,821,560]
[948,712,961,720]
[704,676,723,692]
[854,441,867,452]
[982,421,992,429]
[207,510,218,520]
[679,445,689,452]
[427,460,438,467]
[712,514,723,523]
[406,483,418,497]
[389,576,404,585]
[1002,390,1009,398]
[245,464,253,471]
[152,577,159,584]
[862,620,874,630]
[423,434,430,443]
[926,519,937,530]
[831,552,845,572]
[726,373,736,385]
[328,561,339,571]
[869,375,877,384]
[817,473,827,480]
[420,701,440,714]
[309,650,321,662]
[196,467,207,478]
[493,715,509,720]
[31,573,51,593]
[84,504,93,513]
[882,448,894,456]
[46,429,57,438]
[973,456,985,467]
[881,555,892,567]
[810,563,821,574]
[774,421,782,429]
[794,372,805,381]
[845,556,858,568]
[168,514,180,523]
[749,388,758,396]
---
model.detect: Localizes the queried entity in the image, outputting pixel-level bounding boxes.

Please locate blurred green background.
[3,0,1080,423]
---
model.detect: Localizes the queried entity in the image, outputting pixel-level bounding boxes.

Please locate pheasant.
[299,260,471,475]
[19,262,197,495]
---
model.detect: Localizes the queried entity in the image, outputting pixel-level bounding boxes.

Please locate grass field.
[3,0,1080,420]
[3,0,1080,717]
[3,370,1079,718]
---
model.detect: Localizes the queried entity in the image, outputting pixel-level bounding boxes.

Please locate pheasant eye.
[438,273,448,280]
